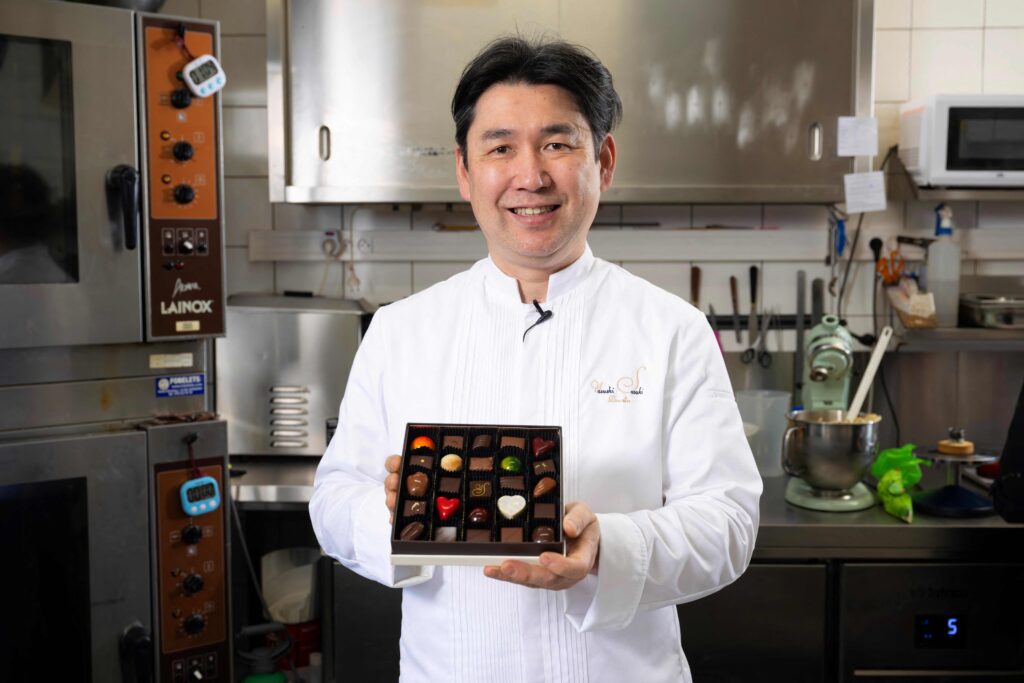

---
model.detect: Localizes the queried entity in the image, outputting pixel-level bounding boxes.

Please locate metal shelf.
[888,154,1024,202]
[897,327,1024,352]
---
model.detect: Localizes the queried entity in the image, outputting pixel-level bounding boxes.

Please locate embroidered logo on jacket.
[591,366,646,403]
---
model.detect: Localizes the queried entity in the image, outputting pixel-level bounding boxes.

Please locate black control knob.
[173,184,195,205]
[182,573,205,595]
[182,524,202,545]
[178,239,195,255]
[171,88,192,109]
[183,614,205,635]
[172,141,194,161]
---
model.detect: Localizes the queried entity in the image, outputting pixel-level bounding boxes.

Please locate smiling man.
[311,37,762,682]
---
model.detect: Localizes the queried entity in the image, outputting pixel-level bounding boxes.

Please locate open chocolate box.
[391,423,565,566]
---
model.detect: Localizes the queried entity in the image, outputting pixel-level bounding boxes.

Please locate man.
[310,37,762,682]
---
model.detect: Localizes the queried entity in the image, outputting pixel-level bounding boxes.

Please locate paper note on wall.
[843,171,887,213]
[837,116,878,157]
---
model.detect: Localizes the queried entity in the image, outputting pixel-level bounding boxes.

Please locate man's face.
[456,83,616,272]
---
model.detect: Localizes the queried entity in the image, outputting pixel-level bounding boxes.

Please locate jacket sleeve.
[309,309,433,588]
[564,311,762,630]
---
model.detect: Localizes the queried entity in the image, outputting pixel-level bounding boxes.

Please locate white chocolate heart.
[497,494,526,520]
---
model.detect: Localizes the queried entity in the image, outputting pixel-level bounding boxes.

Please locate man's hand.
[384,454,402,521]
[483,501,600,590]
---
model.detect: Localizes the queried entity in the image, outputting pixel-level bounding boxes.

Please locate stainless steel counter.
[228,458,1024,561]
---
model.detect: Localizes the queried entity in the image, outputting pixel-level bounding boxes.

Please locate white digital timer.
[182,54,227,98]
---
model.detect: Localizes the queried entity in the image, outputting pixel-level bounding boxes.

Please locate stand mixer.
[783,315,878,512]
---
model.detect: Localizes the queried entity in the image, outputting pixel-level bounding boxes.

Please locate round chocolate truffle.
[440,454,463,472]
[468,507,490,525]
[499,455,523,473]
[411,435,436,451]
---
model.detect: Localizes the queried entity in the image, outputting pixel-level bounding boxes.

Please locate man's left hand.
[483,501,600,590]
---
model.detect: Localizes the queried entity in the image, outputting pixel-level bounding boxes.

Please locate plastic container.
[736,390,791,478]
[926,204,961,328]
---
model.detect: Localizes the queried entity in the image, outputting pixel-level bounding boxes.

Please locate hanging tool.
[811,277,825,326]
[747,265,759,346]
[875,239,906,286]
[794,271,806,408]
[729,275,742,343]
[708,304,723,353]
[741,309,773,368]
[691,265,702,310]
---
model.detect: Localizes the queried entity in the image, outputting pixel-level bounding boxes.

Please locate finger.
[386,489,397,513]
[490,560,563,589]
[385,454,402,473]
[562,501,597,538]
[538,548,591,582]
[384,472,399,493]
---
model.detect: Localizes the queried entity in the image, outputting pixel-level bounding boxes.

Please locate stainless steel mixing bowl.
[781,410,880,491]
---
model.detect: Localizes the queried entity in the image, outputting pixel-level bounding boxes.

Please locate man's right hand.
[384,454,402,521]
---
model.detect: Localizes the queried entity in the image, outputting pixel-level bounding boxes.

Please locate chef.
[310,36,762,683]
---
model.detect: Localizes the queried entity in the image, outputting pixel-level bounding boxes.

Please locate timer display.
[915,614,966,649]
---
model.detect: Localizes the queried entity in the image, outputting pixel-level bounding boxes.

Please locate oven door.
[0,1,143,349]
[0,429,151,682]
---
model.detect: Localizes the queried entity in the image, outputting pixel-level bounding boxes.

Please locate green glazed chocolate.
[499,455,522,473]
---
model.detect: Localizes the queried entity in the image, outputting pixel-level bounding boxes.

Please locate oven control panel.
[155,461,228,682]
[140,16,225,340]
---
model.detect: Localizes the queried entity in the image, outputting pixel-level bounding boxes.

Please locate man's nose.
[512,149,550,191]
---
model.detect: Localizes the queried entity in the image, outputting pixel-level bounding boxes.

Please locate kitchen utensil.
[782,409,880,512]
[741,310,773,368]
[708,304,723,352]
[803,314,854,411]
[794,271,806,407]
[737,389,790,478]
[876,250,906,286]
[811,278,825,326]
[730,275,742,342]
[748,265,759,345]
[846,325,893,421]
[691,265,702,310]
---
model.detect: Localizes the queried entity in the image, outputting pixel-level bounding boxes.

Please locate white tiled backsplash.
[167,0,1024,352]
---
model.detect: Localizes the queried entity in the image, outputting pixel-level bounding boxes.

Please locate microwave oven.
[898,94,1024,188]
[0,0,226,350]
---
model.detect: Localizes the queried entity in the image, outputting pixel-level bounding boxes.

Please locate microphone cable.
[523,299,553,341]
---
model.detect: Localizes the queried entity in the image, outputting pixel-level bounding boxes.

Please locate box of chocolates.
[391,423,564,566]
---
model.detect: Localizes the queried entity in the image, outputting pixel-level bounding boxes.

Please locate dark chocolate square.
[466,529,491,542]
[442,435,464,450]
[409,454,433,470]
[434,527,457,542]
[533,459,556,476]
[468,480,491,498]
[469,456,493,472]
[500,435,525,450]
[499,475,525,491]
[403,500,428,517]
[534,503,556,519]
[438,477,461,494]
[500,527,524,542]
[471,434,492,450]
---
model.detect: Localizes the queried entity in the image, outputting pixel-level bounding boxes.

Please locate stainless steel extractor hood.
[268,0,874,204]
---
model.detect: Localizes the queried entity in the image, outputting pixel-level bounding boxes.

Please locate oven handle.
[107,164,140,251]
[120,622,153,683]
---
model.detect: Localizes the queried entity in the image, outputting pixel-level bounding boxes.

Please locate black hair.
[451,36,622,166]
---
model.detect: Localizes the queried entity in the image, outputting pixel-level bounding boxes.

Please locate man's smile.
[509,205,560,216]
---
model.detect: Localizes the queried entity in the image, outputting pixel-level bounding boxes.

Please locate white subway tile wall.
[166,1,1024,331]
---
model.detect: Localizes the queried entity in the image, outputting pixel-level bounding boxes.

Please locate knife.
[708,304,723,353]
[748,265,759,346]
[811,277,825,326]
[794,270,806,408]
[691,265,702,310]
[729,275,742,343]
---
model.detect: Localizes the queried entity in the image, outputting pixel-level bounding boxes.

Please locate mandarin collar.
[481,244,595,308]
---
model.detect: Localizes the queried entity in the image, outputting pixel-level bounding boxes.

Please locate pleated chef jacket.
[311,245,763,683]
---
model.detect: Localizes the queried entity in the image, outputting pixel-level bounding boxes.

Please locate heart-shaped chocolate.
[436,496,460,521]
[532,436,555,456]
[497,494,526,520]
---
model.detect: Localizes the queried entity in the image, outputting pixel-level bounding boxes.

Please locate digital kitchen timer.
[182,54,226,97]
[180,475,221,516]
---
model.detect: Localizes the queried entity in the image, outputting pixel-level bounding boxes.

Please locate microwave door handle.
[106,164,140,251]
[119,622,154,683]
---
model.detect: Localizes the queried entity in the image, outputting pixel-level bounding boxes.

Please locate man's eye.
[492,145,510,154]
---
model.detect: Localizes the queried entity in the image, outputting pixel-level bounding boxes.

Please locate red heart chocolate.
[532,437,555,457]
[436,496,460,521]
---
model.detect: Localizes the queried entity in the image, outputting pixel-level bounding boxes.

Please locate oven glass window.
[0,477,92,680]
[0,35,79,284]
[947,107,1024,171]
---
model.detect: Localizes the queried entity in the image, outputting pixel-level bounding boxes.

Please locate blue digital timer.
[915,614,965,649]
[180,475,221,517]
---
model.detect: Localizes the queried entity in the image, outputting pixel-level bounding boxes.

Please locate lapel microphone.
[523,299,553,341]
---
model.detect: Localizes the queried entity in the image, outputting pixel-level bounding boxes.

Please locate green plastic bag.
[872,444,930,523]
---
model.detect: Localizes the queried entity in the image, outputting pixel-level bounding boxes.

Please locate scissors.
[876,249,906,286]
[741,309,773,368]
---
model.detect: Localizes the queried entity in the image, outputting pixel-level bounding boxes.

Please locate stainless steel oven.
[0,0,226,349]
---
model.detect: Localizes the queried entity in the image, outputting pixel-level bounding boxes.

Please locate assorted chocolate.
[393,424,562,555]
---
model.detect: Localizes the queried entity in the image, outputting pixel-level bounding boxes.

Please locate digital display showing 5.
[915,614,966,648]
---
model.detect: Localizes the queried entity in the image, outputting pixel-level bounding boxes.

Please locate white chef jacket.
[311,244,762,683]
